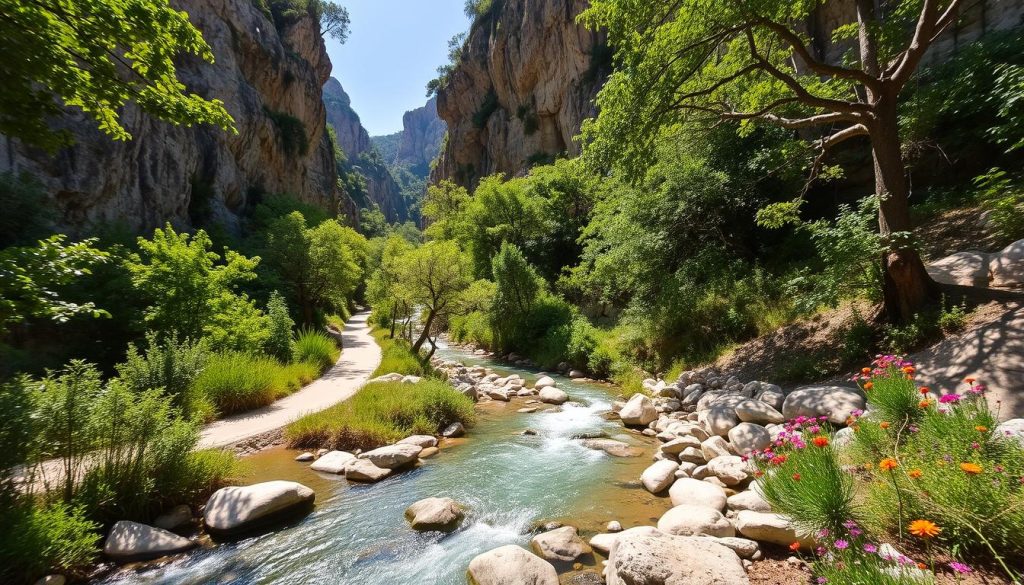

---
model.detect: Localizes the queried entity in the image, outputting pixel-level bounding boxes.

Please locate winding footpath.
[199,309,382,448]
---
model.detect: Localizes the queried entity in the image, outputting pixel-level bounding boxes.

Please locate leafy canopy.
[0,0,236,150]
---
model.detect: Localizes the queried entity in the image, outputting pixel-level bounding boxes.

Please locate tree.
[365,235,414,338]
[462,175,546,279]
[581,0,968,321]
[0,235,109,333]
[126,224,264,345]
[421,179,470,241]
[264,291,295,363]
[396,241,471,353]
[314,1,350,42]
[0,0,235,151]
[262,213,362,324]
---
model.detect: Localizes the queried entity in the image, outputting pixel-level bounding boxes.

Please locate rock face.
[373,97,447,175]
[605,532,749,585]
[204,480,315,535]
[104,521,195,562]
[404,497,465,532]
[431,0,609,188]
[0,0,339,234]
[322,77,407,222]
[467,545,560,585]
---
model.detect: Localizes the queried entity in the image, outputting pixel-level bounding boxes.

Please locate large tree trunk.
[870,100,939,322]
[412,309,435,354]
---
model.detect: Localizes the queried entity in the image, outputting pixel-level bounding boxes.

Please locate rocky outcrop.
[430,0,609,188]
[396,98,446,174]
[0,0,340,235]
[322,77,407,222]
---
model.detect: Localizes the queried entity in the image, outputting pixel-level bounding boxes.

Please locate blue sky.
[325,0,470,136]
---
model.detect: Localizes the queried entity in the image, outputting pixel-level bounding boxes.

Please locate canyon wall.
[0,0,341,235]
[430,0,608,189]
[395,97,447,176]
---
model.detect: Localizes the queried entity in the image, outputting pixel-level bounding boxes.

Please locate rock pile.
[430,357,572,406]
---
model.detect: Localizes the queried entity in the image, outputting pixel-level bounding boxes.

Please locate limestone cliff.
[322,77,408,222]
[0,0,341,235]
[395,97,446,176]
[431,0,609,189]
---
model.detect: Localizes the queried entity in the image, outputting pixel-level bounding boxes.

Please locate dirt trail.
[198,309,382,449]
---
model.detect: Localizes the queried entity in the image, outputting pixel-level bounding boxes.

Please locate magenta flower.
[833,539,849,550]
[948,561,973,574]
[863,543,878,553]
[849,528,862,537]
[938,393,961,404]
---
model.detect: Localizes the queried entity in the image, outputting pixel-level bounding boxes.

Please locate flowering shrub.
[754,357,1024,583]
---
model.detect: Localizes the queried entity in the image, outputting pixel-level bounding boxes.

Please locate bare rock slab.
[104,520,195,562]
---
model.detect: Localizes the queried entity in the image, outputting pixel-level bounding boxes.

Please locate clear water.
[95,342,669,585]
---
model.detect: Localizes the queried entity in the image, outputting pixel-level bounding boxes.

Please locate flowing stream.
[96,342,670,584]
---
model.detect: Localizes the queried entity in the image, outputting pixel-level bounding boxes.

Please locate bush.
[116,332,211,420]
[292,328,339,371]
[286,379,475,451]
[265,291,295,363]
[373,328,428,377]
[0,501,98,584]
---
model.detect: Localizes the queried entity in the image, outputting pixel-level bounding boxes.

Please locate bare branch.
[888,0,965,88]
[802,123,870,194]
[756,18,882,90]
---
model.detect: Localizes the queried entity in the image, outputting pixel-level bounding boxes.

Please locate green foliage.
[463,0,496,20]
[249,193,333,231]
[426,32,467,97]
[264,108,309,156]
[0,235,110,332]
[0,0,235,151]
[127,224,265,346]
[190,352,318,416]
[286,379,474,451]
[973,169,1024,243]
[473,90,500,129]
[421,180,471,241]
[358,206,390,238]
[0,502,98,584]
[0,172,53,247]
[265,291,295,363]
[292,328,338,371]
[116,332,211,420]
[395,240,472,350]
[372,328,428,377]
[787,197,884,313]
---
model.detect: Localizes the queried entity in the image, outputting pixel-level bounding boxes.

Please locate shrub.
[0,501,98,583]
[116,332,211,420]
[265,291,295,363]
[373,329,428,377]
[286,379,475,451]
[264,108,309,156]
[292,328,338,371]
[938,298,969,334]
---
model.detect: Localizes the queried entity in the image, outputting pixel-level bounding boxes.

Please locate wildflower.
[815,546,826,556]
[834,539,849,550]
[789,542,801,552]
[917,562,927,570]
[808,424,821,433]
[879,458,898,471]
[842,520,858,529]
[792,473,801,481]
[812,436,829,448]
[919,399,931,408]
[849,528,862,537]
[902,366,915,375]
[960,462,983,475]
[880,421,890,429]
[817,529,830,539]
[939,394,961,404]
[908,519,941,538]
[909,469,923,479]
[975,425,988,432]
[862,367,871,374]
[863,381,874,390]
[863,543,878,553]
[949,561,973,574]
[815,578,827,585]
[919,386,930,394]
[964,377,975,385]
[753,470,764,478]
[971,442,980,450]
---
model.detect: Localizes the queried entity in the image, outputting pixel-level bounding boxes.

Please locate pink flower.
[949,561,973,574]
[938,394,961,404]
[834,539,849,550]
[863,543,877,553]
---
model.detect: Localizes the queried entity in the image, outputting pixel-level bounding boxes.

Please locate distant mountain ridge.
[370,97,446,221]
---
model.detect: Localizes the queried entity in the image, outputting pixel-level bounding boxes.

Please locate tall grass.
[372,328,428,377]
[293,328,339,371]
[286,379,474,451]
[191,352,318,416]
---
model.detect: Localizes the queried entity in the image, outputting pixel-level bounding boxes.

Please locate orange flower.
[879,458,898,471]
[812,436,829,448]
[903,366,916,375]
[960,462,983,475]
[880,421,890,429]
[863,381,874,390]
[917,563,927,570]
[919,386,930,394]
[919,399,931,408]
[862,367,872,374]
[908,519,941,538]
[909,469,923,479]
[792,473,801,481]
[965,377,976,385]
[975,425,989,432]
[789,542,801,552]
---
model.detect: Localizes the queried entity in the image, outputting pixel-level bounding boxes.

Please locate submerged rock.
[580,438,641,458]
[204,481,315,535]
[467,545,559,585]
[404,497,465,532]
[104,520,195,562]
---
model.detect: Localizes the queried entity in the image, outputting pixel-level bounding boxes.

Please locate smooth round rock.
[734,400,785,425]
[104,521,195,562]
[658,505,734,538]
[727,423,771,456]
[404,497,464,532]
[734,511,814,547]
[641,460,680,494]
[534,376,557,389]
[782,386,866,425]
[204,481,314,535]
[620,394,658,426]
[398,435,438,448]
[605,532,749,585]
[467,545,559,585]
[538,387,569,405]
[360,443,422,469]
[668,478,727,511]
[705,455,751,486]
[310,450,357,474]
[530,526,592,561]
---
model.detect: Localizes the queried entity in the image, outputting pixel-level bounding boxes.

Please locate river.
[95,342,670,584]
